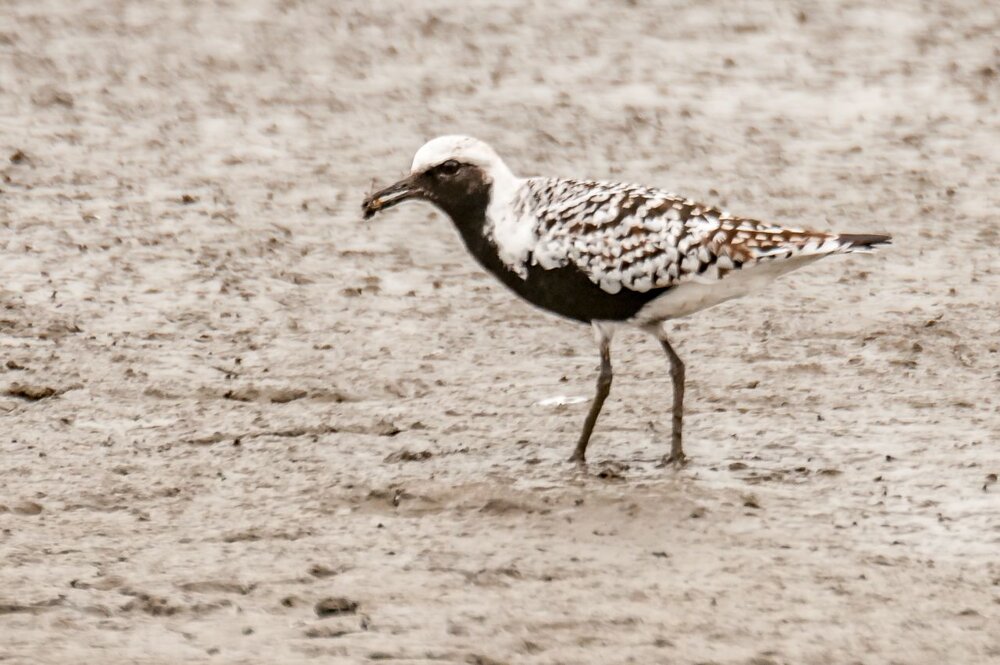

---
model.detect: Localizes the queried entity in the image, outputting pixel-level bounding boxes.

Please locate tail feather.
[836,233,892,252]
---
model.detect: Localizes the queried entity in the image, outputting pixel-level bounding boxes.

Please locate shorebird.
[362,136,890,466]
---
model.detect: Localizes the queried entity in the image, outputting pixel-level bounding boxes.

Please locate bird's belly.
[631,255,823,324]
[631,279,753,323]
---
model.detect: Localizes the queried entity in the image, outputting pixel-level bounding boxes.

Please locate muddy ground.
[1,1,999,663]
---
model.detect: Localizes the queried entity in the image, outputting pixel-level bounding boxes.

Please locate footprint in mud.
[9,501,44,515]
[383,448,433,463]
[177,581,255,595]
[593,460,629,481]
[304,624,355,639]
[4,383,61,401]
[478,497,542,515]
[314,596,358,617]
[307,564,341,579]
[118,590,232,617]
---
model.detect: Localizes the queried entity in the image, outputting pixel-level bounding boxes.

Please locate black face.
[362,160,491,222]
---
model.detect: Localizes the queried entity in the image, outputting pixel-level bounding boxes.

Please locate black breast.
[435,191,668,324]
[489,257,669,323]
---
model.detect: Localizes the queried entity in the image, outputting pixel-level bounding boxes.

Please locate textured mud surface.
[1,1,999,663]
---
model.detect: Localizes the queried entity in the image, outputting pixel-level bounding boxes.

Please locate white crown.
[410,135,512,177]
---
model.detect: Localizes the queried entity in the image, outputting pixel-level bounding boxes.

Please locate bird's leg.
[656,330,686,467]
[569,323,614,464]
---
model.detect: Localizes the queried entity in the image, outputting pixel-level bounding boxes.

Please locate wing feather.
[520,178,855,295]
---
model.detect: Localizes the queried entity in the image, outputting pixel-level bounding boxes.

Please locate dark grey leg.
[657,331,686,466]
[569,324,613,464]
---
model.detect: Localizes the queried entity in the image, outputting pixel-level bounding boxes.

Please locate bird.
[361,135,890,466]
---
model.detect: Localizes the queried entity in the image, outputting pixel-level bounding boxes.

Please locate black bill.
[362,175,422,219]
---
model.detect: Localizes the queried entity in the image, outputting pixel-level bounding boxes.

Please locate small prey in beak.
[362,174,422,219]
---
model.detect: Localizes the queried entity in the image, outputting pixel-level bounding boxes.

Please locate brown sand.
[1,1,999,663]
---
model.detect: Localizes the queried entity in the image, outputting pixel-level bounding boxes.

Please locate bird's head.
[362,135,513,220]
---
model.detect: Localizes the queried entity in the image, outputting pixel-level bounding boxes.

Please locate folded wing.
[521,178,890,295]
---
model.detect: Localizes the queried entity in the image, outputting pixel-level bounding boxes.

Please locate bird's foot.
[657,451,688,469]
[568,452,587,466]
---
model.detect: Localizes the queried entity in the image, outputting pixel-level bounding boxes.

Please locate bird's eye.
[438,160,461,176]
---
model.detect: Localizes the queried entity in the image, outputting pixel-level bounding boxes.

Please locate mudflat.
[1,1,998,663]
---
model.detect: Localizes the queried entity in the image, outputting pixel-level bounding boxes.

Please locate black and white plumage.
[362,135,891,465]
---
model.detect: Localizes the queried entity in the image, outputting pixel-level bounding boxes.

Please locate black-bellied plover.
[362,136,890,466]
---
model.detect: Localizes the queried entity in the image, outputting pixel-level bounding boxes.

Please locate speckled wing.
[520,178,880,295]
